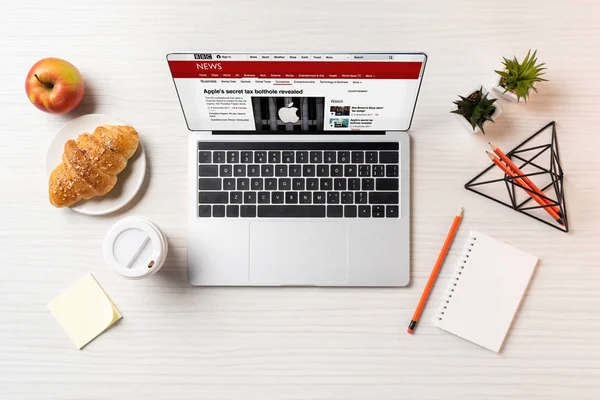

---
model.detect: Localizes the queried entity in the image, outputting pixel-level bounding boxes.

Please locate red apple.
[25,57,85,114]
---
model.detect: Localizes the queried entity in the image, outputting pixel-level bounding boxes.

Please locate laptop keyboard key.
[220,165,232,177]
[386,205,399,218]
[286,191,298,204]
[366,151,378,163]
[327,205,343,217]
[265,178,277,191]
[258,205,326,218]
[303,165,315,177]
[275,165,288,177]
[234,165,246,177]
[372,165,385,177]
[237,178,249,190]
[213,205,225,217]
[223,178,235,190]
[199,151,212,163]
[244,191,257,203]
[199,165,218,177]
[213,151,226,163]
[334,178,346,190]
[356,192,367,204]
[251,178,263,190]
[317,165,329,177]
[348,178,360,191]
[240,205,256,217]
[386,165,399,177]
[268,151,280,163]
[359,165,371,177]
[241,151,253,163]
[331,165,343,177]
[324,151,336,163]
[199,192,228,204]
[320,178,333,191]
[341,192,354,204]
[293,178,305,190]
[279,178,291,190]
[198,205,211,217]
[310,151,323,163]
[258,191,270,204]
[227,205,239,218]
[362,178,374,191]
[199,178,221,190]
[227,151,239,163]
[306,178,318,191]
[327,192,339,204]
[358,205,371,218]
[297,151,309,163]
[255,151,267,163]
[344,165,357,177]
[373,205,385,218]
[248,165,260,177]
[338,151,350,163]
[379,152,399,163]
[376,178,399,191]
[230,191,242,204]
[369,192,399,204]
[299,192,312,204]
[272,192,284,204]
[289,165,302,177]
[352,151,364,163]
[344,205,357,217]
[313,192,326,204]
[282,151,294,163]
[261,165,274,177]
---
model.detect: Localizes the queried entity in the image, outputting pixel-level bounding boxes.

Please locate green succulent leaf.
[450,86,497,134]
[495,49,547,102]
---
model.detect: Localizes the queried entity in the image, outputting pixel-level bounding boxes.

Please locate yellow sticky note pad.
[48,273,122,349]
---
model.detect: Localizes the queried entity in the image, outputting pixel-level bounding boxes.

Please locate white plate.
[46,114,146,215]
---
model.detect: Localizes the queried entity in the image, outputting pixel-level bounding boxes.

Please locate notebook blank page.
[434,231,538,352]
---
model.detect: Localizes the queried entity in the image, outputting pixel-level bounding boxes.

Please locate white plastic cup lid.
[103,216,168,279]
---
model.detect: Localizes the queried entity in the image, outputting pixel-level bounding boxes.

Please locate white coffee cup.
[103,216,168,279]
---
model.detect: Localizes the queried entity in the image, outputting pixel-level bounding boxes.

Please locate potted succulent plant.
[492,49,547,103]
[451,86,501,135]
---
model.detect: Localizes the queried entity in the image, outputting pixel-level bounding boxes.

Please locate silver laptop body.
[168,52,426,286]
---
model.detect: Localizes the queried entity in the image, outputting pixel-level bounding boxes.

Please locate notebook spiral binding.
[435,233,478,322]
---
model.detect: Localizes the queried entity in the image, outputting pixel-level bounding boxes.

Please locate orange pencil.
[408,207,463,334]
[489,142,561,216]
[487,152,564,225]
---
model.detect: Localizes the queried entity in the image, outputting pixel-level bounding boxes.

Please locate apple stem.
[34,74,54,89]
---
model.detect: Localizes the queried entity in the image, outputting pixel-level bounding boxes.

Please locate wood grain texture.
[1,0,600,398]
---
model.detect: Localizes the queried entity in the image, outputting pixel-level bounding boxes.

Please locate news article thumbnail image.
[251,97,325,131]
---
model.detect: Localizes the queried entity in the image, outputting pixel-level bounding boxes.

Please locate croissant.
[49,125,140,207]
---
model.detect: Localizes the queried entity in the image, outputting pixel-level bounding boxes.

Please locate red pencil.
[408,207,463,334]
[487,152,563,225]
[489,142,561,216]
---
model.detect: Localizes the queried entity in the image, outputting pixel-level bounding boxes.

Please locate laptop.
[167,52,427,286]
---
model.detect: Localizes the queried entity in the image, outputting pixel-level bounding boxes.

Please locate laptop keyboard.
[197,142,400,218]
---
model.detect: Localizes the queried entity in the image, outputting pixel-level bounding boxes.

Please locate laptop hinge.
[212,130,387,135]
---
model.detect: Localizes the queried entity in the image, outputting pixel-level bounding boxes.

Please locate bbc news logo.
[196,62,222,70]
[194,54,212,60]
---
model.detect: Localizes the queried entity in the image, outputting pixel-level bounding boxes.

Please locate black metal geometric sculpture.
[465,121,568,232]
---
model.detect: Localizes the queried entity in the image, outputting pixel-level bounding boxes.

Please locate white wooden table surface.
[2,1,600,399]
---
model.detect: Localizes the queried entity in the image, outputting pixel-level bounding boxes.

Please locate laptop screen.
[167,53,427,132]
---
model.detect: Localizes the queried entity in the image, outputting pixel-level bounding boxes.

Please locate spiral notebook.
[433,231,538,352]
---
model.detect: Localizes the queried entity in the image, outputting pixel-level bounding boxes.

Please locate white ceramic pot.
[451,85,502,135]
[491,75,532,103]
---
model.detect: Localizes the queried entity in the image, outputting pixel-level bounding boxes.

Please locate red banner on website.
[168,61,423,79]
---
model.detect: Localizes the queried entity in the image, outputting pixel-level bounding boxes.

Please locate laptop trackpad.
[249,221,349,285]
